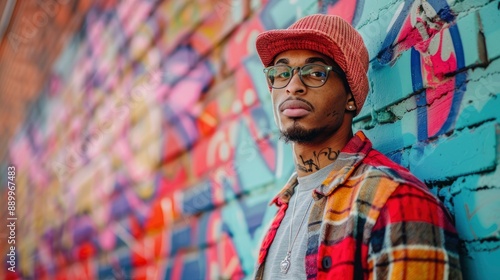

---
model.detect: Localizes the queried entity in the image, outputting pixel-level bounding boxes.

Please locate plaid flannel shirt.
[255,131,462,279]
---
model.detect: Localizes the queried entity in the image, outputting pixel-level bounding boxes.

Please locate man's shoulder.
[342,147,452,226]
[343,131,426,190]
[344,147,439,211]
[356,147,428,190]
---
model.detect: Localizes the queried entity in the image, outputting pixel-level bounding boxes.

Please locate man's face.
[270,49,354,144]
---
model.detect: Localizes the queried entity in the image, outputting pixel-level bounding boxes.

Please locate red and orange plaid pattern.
[255,131,462,279]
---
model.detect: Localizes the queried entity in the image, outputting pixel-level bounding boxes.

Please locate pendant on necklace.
[280,251,291,274]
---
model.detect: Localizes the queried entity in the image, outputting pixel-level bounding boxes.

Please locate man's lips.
[279,99,313,118]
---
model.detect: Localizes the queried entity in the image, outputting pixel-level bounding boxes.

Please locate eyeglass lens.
[266,64,329,89]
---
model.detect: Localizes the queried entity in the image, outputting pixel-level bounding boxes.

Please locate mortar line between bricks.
[361,64,500,127]
[356,0,401,29]
[452,0,498,23]
[462,236,500,254]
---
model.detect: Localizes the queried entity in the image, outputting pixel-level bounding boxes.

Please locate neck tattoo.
[296,148,340,173]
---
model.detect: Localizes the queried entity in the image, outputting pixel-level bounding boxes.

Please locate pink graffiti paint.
[225,17,265,72]
[419,29,457,137]
[326,0,357,23]
[393,3,459,137]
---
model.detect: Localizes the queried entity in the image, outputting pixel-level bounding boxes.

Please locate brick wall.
[1,0,499,279]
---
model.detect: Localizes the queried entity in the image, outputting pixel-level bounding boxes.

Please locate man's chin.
[279,125,321,144]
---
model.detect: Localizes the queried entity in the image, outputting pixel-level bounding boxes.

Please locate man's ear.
[345,93,356,112]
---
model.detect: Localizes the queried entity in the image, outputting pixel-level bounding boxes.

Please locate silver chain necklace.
[280,193,313,274]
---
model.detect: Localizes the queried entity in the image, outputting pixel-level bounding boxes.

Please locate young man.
[253,14,462,279]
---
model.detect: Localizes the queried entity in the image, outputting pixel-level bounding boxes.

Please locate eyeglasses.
[263,63,345,89]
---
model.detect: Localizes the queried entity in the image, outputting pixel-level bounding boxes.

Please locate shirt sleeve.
[367,184,463,279]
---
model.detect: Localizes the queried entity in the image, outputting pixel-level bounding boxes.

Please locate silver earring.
[348,105,354,110]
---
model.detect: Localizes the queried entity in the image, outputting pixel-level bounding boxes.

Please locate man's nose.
[285,69,306,95]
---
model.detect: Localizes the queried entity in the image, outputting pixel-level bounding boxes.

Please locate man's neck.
[292,131,353,177]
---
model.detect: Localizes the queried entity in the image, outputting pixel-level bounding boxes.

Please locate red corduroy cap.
[256,14,369,114]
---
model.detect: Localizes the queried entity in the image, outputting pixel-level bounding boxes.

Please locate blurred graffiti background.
[0,0,499,279]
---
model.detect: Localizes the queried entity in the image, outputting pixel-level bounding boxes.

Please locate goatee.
[279,123,325,144]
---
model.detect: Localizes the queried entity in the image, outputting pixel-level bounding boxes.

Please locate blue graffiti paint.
[433,25,466,136]
[378,1,413,65]
[379,0,467,141]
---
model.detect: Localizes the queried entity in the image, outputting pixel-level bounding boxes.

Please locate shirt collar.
[271,131,372,206]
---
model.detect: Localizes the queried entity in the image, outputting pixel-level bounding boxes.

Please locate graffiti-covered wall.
[1,0,499,279]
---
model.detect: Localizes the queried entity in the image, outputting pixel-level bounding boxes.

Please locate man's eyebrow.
[274,58,289,65]
[306,57,330,64]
